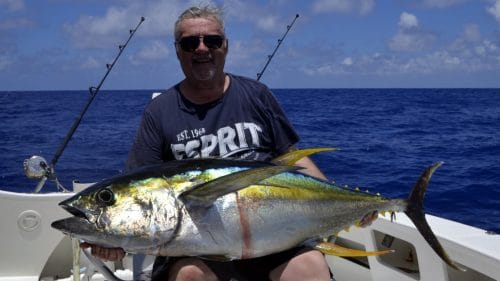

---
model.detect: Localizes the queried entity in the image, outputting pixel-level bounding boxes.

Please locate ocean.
[0,88,499,233]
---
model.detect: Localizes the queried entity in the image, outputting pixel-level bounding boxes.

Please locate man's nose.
[195,38,209,52]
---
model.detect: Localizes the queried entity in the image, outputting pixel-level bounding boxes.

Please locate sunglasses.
[177,35,225,53]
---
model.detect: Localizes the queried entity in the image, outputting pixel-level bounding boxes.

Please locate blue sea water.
[0,89,499,233]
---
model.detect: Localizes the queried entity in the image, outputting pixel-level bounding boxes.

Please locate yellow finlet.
[271,147,336,166]
[313,241,394,257]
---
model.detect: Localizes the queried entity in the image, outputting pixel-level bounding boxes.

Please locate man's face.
[176,17,227,84]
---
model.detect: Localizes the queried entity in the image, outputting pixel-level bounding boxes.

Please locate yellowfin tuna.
[51,148,462,270]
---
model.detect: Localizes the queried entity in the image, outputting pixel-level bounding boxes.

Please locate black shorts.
[151,247,309,281]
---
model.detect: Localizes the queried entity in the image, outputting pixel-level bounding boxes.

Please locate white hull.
[1,186,499,281]
[328,213,500,281]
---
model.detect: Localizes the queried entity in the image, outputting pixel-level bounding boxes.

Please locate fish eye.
[96,188,115,206]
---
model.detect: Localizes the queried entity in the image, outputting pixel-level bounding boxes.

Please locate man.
[84,5,332,280]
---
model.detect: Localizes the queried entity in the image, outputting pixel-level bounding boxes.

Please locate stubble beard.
[192,65,216,81]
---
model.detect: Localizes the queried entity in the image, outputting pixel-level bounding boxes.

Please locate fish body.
[52,149,460,270]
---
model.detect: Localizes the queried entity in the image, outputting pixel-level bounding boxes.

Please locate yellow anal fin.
[313,241,394,257]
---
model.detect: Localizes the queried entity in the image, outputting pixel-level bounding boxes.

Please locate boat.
[1,177,499,281]
[2,16,498,281]
[2,89,500,281]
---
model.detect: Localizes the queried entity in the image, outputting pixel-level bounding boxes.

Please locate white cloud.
[445,24,500,71]
[0,18,33,30]
[315,64,337,75]
[303,50,466,77]
[225,37,269,74]
[64,7,139,48]
[360,0,375,15]
[257,16,281,32]
[487,0,500,22]
[390,33,418,51]
[420,0,467,8]
[63,1,191,49]
[313,0,351,13]
[389,32,436,51]
[451,24,489,54]
[342,57,353,65]
[399,12,419,29]
[474,40,498,56]
[81,56,101,69]
[131,40,170,64]
[389,12,435,52]
[304,35,500,78]
[312,0,375,15]
[223,0,253,21]
[223,0,291,33]
[461,23,481,42]
[299,11,500,80]
[0,0,24,12]
[0,54,13,70]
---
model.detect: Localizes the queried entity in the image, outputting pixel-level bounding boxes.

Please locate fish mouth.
[51,216,89,232]
[58,198,88,220]
[51,216,103,243]
[53,197,102,237]
[52,200,93,235]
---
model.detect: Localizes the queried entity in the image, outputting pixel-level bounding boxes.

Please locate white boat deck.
[1,188,499,281]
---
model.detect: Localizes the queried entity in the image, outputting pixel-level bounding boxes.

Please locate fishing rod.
[256,14,299,81]
[24,17,145,193]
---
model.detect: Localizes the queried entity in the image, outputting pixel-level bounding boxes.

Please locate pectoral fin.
[181,165,299,207]
[272,147,336,166]
[312,241,394,257]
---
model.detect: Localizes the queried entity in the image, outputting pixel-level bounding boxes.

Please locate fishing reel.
[23,155,52,180]
[23,155,67,192]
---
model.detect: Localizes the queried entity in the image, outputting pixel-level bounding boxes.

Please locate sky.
[1,0,500,90]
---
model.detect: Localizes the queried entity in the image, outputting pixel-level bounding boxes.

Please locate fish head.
[52,176,181,251]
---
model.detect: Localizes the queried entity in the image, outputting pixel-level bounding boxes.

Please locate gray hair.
[174,5,225,41]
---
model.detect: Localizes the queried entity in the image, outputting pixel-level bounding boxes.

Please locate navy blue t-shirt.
[126,73,299,170]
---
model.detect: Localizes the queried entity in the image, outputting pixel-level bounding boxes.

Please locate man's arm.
[284,146,328,180]
[294,156,328,180]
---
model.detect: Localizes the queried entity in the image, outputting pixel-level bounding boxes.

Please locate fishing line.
[256,14,299,81]
[24,17,145,192]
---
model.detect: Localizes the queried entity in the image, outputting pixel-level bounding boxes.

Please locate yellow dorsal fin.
[272,147,336,166]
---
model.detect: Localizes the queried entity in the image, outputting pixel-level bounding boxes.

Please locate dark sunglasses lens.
[179,35,224,52]
[203,35,224,49]
[179,36,200,52]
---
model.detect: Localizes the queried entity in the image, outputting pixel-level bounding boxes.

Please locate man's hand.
[80,242,126,262]
[359,211,379,228]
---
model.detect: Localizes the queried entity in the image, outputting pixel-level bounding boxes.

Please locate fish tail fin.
[404,162,465,271]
